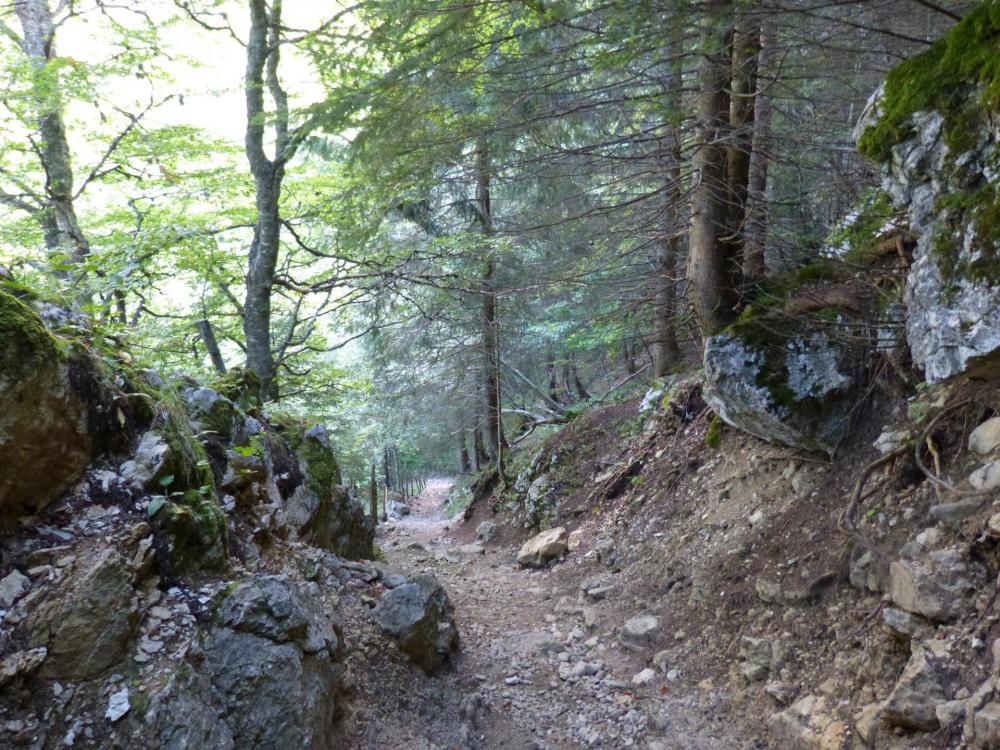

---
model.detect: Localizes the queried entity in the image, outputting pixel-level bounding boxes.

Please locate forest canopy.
[0,0,972,484]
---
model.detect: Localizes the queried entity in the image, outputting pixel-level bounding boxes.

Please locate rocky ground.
[366,477,740,749]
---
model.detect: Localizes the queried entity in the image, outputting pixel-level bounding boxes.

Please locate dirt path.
[371,478,733,750]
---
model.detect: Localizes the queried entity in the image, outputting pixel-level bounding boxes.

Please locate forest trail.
[371,478,732,750]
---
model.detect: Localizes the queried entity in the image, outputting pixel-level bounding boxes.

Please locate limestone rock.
[884,640,956,731]
[20,546,143,679]
[857,47,1000,381]
[374,573,459,673]
[280,425,373,559]
[0,290,93,520]
[970,461,1000,492]
[0,647,47,688]
[704,317,868,455]
[619,615,660,651]
[476,521,499,542]
[740,636,793,682]
[517,526,569,568]
[218,575,340,655]
[889,547,975,622]
[971,418,1000,455]
[120,431,170,489]
[0,569,29,608]
[972,702,1000,748]
[767,694,848,749]
[139,574,345,750]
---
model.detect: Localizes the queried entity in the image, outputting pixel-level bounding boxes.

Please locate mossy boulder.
[281,423,374,559]
[0,290,92,521]
[704,302,873,455]
[155,490,228,574]
[855,2,1000,381]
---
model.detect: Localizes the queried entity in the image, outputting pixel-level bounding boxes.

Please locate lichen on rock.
[703,300,870,455]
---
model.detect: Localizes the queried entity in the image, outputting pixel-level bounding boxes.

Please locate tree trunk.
[242,0,290,402]
[726,20,760,293]
[546,351,562,404]
[687,0,738,337]
[197,319,227,374]
[382,446,392,488]
[458,429,471,473]
[14,0,90,300]
[369,463,378,523]
[476,135,507,476]
[653,35,684,378]
[743,18,774,281]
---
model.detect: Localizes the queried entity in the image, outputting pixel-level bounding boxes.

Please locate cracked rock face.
[856,87,1000,381]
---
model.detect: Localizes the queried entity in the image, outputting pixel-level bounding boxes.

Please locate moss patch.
[705,416,723,449]
[0,290,65,380]
[160,489,227,573]
[857,2,1000,163]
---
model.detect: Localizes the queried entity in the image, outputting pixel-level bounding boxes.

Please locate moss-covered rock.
[855,2,1000,381]
[0,290,93,521]
[280,422,373,559]
[703,297,873,455]
[155,489,228,574]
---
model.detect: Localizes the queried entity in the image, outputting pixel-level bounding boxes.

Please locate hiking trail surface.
[354,477,736,749]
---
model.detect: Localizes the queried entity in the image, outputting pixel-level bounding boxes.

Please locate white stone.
[0,570,29,608]
[631,668,656,685]
[970,461,1000,491]
[105,688,130,722]
[971,418,1000,454]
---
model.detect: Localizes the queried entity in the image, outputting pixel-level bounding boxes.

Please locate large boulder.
[374,573,459,673]
[855,5,1000,381]
[279,423,374,559]
[703,293,871,455]
[136,575,345,750]
[0,290,92,521]
[517,526,569,567]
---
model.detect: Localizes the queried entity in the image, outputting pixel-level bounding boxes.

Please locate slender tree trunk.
[458,429,471,473]
[15,0,90,300]
[476,135,507,475]
[382,446,391,489]
[744,18,774,281]
[653,36,684,378]
[726,20,760,293]
[687,0,738,337]
[243,0,290,401]
[392,446,401,492]
[569,359,590,400]
[197,319,227,374]
[546,350,562,404]
[369,463,378,523]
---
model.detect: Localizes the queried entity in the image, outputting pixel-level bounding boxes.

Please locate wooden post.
[369,464,377,524]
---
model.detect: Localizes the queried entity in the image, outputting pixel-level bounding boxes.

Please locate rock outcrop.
[855,3,1000,381]
[0,290,93,520]
[138,575,345,749]
[703,277,872,455]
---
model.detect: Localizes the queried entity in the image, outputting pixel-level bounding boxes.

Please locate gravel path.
[374,478,735,749]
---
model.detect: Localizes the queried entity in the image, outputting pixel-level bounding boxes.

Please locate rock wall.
[856,2,1000,382]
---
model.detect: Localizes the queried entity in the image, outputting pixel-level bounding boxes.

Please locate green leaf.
[147,497,166,517]
[158,474,175,487]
